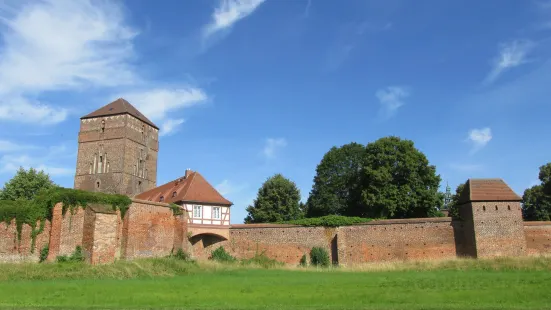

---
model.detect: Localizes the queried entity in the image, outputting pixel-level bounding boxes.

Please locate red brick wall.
[469,201,526,258]
[121,200,175,259]
[524,221,551,255]
[0,219,51,263]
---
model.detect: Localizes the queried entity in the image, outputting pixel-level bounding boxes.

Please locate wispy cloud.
[216,179,248,196]
[204,0,266,38]
[0,0,138,125]
[450,163,484,172]
[117,87,208,136]
[467,127,492,153]
[484,40,535,84]
[375,86,409,118]
[263,138,287,159]
[303,0,312,18]
[0,140,37,152]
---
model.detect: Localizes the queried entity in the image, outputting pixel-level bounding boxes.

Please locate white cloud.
[0,140,36,152]
[0,0,137,125]
[160,119,185,137]
[375,86,409,118]
[467,127,492,153]
[215,179,248,196]
[117,87,208,136]
[263,138,287,159]
[204,0,266,37]
[485,40,535,84]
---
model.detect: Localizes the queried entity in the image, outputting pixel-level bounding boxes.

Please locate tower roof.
[135,170,233,206]
[458,178,521,204]
[81,98,158,129]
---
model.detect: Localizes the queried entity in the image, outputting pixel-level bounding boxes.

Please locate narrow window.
[98,155,103,173]
[172,191,177,198]
[96,181,100,188]
[101,120,105,133]
[193,205,202,218]
[213,207,221,220]
[106,162,110,173]
[483,206,486,211]
[495,205,498,211]
[159,195,164,202]
[508,205,511,211]
[103,154,107,173]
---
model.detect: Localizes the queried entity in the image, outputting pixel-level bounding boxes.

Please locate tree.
[447,183,466,218]
[305,143,365,217]
[355,136,441,219]
[0,167,56,201]
[522,163,551,221]
[244,174,302,223]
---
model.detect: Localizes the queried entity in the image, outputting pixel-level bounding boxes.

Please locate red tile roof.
[135,170,232,206]
[81,98,158,129]
[459,178,521,203]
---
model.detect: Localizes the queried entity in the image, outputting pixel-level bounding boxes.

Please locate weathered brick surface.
[0,219,51,262]
[469,201,526,258]
[90,213,119,264]
[122,200,175,259]
[59,208,85,256]
[524,221,551,255]
[75,114,158,197]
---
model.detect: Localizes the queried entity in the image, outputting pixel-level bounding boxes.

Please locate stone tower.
[458,178,526,258]
[74,98,159,197]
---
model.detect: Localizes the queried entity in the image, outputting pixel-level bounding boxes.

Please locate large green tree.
[355,136,441,219]
[0,167,56,201]
[244,174,303,223]
[447,183,466,218]
[305,142,365,217]
[522,163,551,221]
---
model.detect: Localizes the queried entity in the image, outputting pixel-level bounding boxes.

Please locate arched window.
[98,155,103,173]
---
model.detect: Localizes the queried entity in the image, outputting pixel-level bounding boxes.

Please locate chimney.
[185,168,192,179]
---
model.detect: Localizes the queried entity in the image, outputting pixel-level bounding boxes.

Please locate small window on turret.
[159,196,164,202]
[508,205,511,211]
[101,120,105,133]
[495,205,498,211]
[96,181,100,188]
[483,206,486,211]
[172,191,177,197]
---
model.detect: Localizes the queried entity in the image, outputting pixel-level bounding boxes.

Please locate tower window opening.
[159,195,164,202]
[483,206,486,211]
[172,191,177,197]
[101,120,105,133]
[106,162,110,173]
[495,205,498,211]
[96,181,100,188]
[508,205,511,211]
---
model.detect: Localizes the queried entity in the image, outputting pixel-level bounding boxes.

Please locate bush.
[281,215,372,227]
[170,248,192,261]
[241,251,282,268]
[299,254,308,267]
[56,246,85,263]
[210,246,235,263]
[39,244,49,263]
[310,247,330,267]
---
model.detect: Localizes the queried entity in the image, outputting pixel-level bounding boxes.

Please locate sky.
[0,0,550,224]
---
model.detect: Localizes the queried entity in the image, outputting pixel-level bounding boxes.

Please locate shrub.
[210,246,235,263]
[310,247,330,267]
[299,254,308,267]
[281,215,372,227]
[39,244,49,263]
[56,246,85,263]
[242,251,282,268]
[170,248,192,261]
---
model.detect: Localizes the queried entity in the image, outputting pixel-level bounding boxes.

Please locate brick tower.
[74,98,159,196]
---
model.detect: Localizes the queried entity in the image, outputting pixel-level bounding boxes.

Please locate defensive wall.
[1,199,551,265]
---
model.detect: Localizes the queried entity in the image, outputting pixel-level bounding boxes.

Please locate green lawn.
[0,258,550,309]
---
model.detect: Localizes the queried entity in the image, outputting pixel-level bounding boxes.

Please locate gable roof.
[81,98,158,129]
[458,178,521,203]
[135,170,233,206]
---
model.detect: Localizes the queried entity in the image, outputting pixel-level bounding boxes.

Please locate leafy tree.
[306,143,365,217]
[447,183,466,218]
[522,163,551,221]
[0,167,56,201]
[355,136,441,219]
[245,174,302,223]
[522,185,551,221]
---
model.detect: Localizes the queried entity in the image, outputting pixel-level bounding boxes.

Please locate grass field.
[1,257,550,309]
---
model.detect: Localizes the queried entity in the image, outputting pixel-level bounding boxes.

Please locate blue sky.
[0,0,550,223]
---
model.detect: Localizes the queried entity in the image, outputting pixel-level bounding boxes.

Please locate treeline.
[244,136,551,223]
[245,136,442,223]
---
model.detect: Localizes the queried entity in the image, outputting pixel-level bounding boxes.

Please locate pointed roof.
[135,170,233,206]
[81,98,158,129]
[458,178,521,204]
